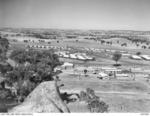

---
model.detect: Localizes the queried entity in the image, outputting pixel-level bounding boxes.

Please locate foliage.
[10,49,61,68]
[80,88,96,102]
[79,91,88,101]
[5,62,58,99]
[136,52,141,56]
[88,99,109,113]
[4,49,61,102]
[0,89,12,99]
[87,34,149,43]
[0,37,9,61]
[112,52,122,66]
[83,69,88,77]
[86,88,95,100]
[0,63,13,74]
[79,88,109,113]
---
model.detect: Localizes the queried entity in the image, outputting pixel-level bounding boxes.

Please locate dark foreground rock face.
[9,81,70,113]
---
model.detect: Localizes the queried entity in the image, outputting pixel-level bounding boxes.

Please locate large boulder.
[9,81,70,113]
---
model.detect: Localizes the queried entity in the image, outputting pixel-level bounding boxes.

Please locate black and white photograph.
[0,0,150,114]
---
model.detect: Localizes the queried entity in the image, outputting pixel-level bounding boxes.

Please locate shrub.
[3,49,61,102]
[79,91,88,101]
[80,88,109,113]
[86,88,95,99]
[0,37,9,61]
[0,89,12,99]
[136,52,141,56]
[88,100,109,113]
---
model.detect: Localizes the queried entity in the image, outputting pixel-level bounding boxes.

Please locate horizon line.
[0,26,150,32]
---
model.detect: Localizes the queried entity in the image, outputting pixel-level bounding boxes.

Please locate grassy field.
[58,71,150,112]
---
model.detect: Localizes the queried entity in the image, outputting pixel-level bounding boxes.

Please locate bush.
[79,91,88,101]
[86,88,95,97]
[0,63,13,74]
[136,52,141,56]
[3,49,61,102]
[80,88,109,113]
[0,89,12,99]
[88,100,109,113]
[0,37,9,61]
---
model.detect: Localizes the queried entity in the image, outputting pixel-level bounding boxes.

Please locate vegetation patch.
[79,88,109,113]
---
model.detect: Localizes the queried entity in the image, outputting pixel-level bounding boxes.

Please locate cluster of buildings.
[26,45,64,50]
[83,47,150,61]
[83,47,127,54]
[84,47,150,61]
[55,51,94,61]
[10,36,150,61]
[130,55,150,60]
[56,64,133,80]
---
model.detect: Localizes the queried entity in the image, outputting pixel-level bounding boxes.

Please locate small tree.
[112,52,122,66]
[79,91,88,101]
[83,69,88,77]
[136,52,141,56]
[0,37,9,61]
[86,88,95,97]
[88,99,109,113]
[80,88,109,113]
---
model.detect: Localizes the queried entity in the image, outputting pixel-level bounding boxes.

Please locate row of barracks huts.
[26,45,64,50]
[130,55,150,60]
[56,51,94,61]
[84,47,150,61]
[27,44,150,61]
[83,47,127,54]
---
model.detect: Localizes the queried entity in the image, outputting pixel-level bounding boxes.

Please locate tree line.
[0,37,62,102]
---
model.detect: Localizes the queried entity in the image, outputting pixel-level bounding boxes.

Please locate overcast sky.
[1,0,150,30]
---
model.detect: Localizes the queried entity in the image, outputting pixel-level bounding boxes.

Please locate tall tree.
[112,52,122,66]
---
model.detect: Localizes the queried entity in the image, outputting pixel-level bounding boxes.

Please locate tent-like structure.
[97,72,109,80]
[98,72,108,77]
[61,62,74,67]
[140,55,150,60]
[130,55,142,60]
[76,55,86,60]
[70,54,77,59]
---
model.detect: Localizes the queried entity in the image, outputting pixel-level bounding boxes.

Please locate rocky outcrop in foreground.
[9,81,70,113]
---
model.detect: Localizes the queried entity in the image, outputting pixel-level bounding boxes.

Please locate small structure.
[61,62,74,69]
[76,55,86,60]
[100,67,128,79]
[101,67,121,73]
[70,54,77,59]
[63,54,69,58]
[140,55,150,60]
[130,55,142,60]
[97,72,108,79]
[122,53,131,57]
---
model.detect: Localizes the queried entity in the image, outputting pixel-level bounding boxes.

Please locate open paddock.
[58,72,150,112]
